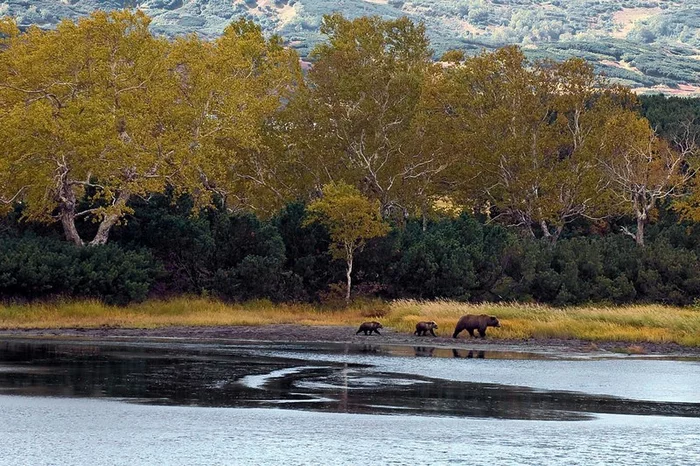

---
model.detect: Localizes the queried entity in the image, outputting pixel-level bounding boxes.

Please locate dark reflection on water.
[452,348,485,359]
[1,340,699,421]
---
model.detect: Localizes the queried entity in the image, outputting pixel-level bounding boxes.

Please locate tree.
[435,47,631,243]
[598,110,696,246]
[0,11,182,246]
[304,182,389,302]
[290,14,449,219]
[0,13,301,246]
[169,18,302,216]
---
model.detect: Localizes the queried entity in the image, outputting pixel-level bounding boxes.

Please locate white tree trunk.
[636,214,645,247]
[58,186,131,247]
[58,182,84,247]
[60,207,84,247]
[345,254,353,303]
[89,191,130,246]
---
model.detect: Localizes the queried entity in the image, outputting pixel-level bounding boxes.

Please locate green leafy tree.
[304,182,389,302]
[290,14,449,219]
[434,46,637,243]
[0,11,181,246]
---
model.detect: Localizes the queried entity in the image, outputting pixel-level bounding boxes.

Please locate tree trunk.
[345,255,353,303]
[540,220,552,240]
[89,191,131,247]
[553,224,564,244]
[421,201,428,232]
[58,183,84,247]
[60,207,84,247]
[89,212,122,246]
[539,220,563,245]
[636,214,645,247]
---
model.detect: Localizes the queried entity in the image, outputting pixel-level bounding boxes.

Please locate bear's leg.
[467,328,475,338]
[414,329,419,335]
[356,329,362,335]
[478,327,486,338]
[452,328,462,338]
[373,329,381,335]
[429,329,436,336]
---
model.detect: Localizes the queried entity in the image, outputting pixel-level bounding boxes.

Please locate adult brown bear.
[414,321,438,336]
[452,314,500,338]
[356,321,383,335]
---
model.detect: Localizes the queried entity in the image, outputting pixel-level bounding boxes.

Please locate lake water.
[1,339,699,465]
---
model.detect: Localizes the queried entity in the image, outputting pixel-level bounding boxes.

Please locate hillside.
[1,0,699,92]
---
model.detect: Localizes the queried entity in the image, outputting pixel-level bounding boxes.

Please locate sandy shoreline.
[1,324,699,356]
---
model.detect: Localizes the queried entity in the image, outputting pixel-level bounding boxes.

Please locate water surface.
[2,396,699,466]
[1,339,699,465]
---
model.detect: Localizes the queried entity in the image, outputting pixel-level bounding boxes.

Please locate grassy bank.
[1,298,700,346]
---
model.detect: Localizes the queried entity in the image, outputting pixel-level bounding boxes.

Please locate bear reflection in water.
[413,346,435,357]
[452,349,486,359]
[359,345,381,354]
[412,347,485,358]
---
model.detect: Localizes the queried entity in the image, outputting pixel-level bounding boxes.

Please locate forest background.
[1,11,700,308]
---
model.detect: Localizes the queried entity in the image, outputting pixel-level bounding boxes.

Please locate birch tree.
[0,13,301,245]
[0,11,181,246]
[169,18,302,216]
[598,111,697,246]
[295,14,449,219]
[440,47,626,242]
[304,182,389,302]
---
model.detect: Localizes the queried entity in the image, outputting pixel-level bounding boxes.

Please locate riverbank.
[1,297,699,350]
[3,324,700,356]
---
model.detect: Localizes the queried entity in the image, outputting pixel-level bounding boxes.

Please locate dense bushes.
[110,195,307,302]
[4,200,700,306]
[359,216,700,306]
[382,216,514,301]
[0,236,159,305]
[500,235,700,306]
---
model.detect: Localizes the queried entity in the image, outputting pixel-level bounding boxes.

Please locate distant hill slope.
[2,0,699,93]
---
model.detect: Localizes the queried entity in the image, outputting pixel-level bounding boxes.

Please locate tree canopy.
[0,10,698,250]
[0,11,300,246]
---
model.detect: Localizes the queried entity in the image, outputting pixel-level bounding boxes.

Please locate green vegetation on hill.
[0,0,698,90]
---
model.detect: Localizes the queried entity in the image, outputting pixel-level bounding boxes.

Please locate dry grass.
[385,300,700,346]
[0,298,369,329]
[1,298,700,346]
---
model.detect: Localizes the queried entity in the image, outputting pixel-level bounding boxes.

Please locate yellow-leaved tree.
[289,14,452,221]
[304,182,390,302]
[0,11,190,245]
[432,46,638,243]
[168,18,302,215]
[597,109,696,246]
[0,12,302,245]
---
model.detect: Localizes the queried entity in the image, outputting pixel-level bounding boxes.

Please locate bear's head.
[488,316,501,328]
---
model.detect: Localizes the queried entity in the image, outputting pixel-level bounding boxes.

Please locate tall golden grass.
[1,298,699,346]
[384,300,700,346]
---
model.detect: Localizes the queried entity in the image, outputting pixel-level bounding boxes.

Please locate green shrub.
[0,236,159,304]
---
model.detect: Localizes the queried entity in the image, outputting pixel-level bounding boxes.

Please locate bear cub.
[356,321,383,335]
[414,321,438,336]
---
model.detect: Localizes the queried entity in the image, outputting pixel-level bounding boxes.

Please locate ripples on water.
[2,397,700,466]
[0,339,699,465]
